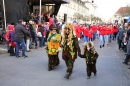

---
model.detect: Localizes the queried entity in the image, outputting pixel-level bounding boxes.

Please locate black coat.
[14,23,30,42]
[39,26,44,37]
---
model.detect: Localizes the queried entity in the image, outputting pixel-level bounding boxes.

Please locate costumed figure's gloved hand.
[60,44,63,48]
[92,57,97,61]
[56,48,61,52]
[45,46,48,50]
[78,38,80,41]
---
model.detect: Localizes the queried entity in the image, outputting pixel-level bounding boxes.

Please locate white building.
[82,0,98,23]
[82,0,97,16]
[57,0,89,23]
[112,7,128,24]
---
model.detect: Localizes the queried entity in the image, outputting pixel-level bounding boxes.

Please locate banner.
[4,0,27,23]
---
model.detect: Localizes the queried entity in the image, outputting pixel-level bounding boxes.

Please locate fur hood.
[83,42,94,49]
[83,42,95,53]
[61,23,76,46]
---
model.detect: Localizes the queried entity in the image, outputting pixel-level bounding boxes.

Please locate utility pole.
[39,0,42,24]
[2,0,6,29]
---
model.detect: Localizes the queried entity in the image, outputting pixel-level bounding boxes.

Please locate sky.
[94,0,130,21]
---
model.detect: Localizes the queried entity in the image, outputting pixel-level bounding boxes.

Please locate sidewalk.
[0,42,7,54]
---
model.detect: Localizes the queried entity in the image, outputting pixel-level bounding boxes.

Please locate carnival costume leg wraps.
[87,64,97,76]
[65,57,74,76]
[48,54,59,69]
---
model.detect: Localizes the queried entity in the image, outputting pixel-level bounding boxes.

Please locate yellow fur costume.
[47,32,61,55]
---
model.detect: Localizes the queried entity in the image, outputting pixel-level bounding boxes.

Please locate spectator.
[122,22,130,65]
[14,20,30,58]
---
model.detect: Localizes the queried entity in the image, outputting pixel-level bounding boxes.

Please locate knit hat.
[8,25,14,30]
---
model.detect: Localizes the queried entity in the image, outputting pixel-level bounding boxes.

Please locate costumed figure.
[46,27,61,71]
[78,42,98,79]
[61,23,81,79]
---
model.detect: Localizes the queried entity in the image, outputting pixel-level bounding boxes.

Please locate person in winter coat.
[23,22,31,52]
[14,20,30,58]
[83,24,89,42]
[5,25,16,56]
[117,27,125,50]
[99,25,105,48]
[123,22,130,65]
[61,23,81,79]
[38,24,45,47]
[28,20,34,49]
[78,42,99,79]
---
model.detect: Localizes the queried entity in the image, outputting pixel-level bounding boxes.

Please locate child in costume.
[78,42,98,79]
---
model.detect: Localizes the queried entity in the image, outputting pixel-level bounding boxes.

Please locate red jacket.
[110,27,114,34]
[83,26,89,36]
[74,25,80,38]
[80,26,83,33]
[113,26,118,33]
[106,28,111,35]
[49,17,54,27]
[88,30,93,38]
[99,26,106,35]
[91,25,97,33]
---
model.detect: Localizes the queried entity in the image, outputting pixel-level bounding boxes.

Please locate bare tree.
[83,15,90,22]
[73,12,83,21]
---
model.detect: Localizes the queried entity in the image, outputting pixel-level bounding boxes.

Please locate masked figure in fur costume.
[61,23,81,79]
[47,27,61,71]
[78,42,98,79]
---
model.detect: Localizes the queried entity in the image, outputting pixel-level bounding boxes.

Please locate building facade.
[112,7,128,24]
[57,0,89,23]
[82,0,97,24]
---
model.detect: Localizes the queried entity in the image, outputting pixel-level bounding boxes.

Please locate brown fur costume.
[79,42,98,78]
[61,23,81,79]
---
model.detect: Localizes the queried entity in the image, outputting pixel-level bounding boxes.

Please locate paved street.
[0,39,130,86]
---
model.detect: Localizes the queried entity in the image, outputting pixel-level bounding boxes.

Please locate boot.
[86,76,90,79]
[100,45,102,48]
[10,47,15,56]
[94,72,97,76]
[8,50,10,53]
[48,67,52,71]
[64,74,70,79]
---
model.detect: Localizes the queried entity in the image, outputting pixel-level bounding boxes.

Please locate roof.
[115,7,127,14]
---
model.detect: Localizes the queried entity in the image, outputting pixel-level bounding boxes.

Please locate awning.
[124,16,130,19]
[28,0,69,4]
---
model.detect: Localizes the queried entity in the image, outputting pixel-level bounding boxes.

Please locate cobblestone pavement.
[0,39,130,86]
